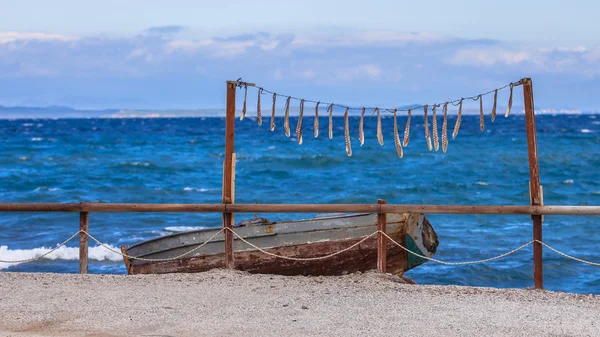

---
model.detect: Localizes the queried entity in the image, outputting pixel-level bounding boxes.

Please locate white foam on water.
[22,123,34,127]
[0,244,122,270]
[31,137,43,142]
[592,121,600,125]
[563,179,574,184]
[164,226,208,232]
[580,129,592,133]
[183,187,209,192]
[122,161,151,166]
[34,186,62,192]
[475,181,489,186]
[268,146,276,150]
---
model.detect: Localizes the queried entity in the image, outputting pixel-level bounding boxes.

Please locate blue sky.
[0,0,599,111]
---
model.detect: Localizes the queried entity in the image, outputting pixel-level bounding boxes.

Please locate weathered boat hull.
[122,213,438,276]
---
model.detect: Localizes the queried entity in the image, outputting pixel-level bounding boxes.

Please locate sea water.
[0,114,599,294]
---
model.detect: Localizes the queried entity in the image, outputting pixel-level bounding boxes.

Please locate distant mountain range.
[0,105,596,119]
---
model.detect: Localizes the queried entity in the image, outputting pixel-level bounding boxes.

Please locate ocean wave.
[183,187,209,192]
[118,161,152,167]
[164,226,209,232]
[0,244,122,270]
[563,179,574,184]
[31,137,43,142]
[475,181,489,186]
[580,129,593,133]
[34,186,62,192]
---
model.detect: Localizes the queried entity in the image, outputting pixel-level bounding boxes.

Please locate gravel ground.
[0,269,599,337]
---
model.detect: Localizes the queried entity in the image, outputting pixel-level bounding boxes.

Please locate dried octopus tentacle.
[359,107,366,146]
[344,107,352,157]
[284,96,291,137]
[296,99,304,145]
[452,98,463,140]
[314,102,320,138]
[403,109,411,147]
[424,105,432,151]
[479,94,484,131]
[256,88,262,125]
[393,109,404,158]
[491,89,498,122]
[270,93,276,131]
[328,103,334,139]
[240,84,248,121]
[376,108,383,146]
[442,102,449,153]
[505,83,513,117]
[432,104,439,151]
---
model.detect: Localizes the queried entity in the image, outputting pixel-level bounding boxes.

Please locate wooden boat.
[121,212,438,276]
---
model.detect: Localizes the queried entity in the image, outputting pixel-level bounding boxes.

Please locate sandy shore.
[0,270,598,337]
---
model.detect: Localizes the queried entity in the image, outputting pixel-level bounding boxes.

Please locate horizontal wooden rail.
[0,203,599,215]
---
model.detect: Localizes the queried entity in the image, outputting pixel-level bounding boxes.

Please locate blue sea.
[1,114,599,294]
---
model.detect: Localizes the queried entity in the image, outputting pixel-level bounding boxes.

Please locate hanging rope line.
[234,78,525,158]
[3,227,600,268]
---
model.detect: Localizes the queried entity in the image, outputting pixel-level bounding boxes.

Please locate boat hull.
[122,213,438,276]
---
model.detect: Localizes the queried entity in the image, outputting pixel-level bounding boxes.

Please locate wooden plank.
[79,212,89,274]
[523,77,543,290]
[222,81,236,269]
[377,199,387,273]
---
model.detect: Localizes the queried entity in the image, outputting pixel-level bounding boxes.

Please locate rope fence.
[3,228,600,267]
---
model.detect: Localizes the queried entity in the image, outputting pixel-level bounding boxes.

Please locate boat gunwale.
[126,213,411,259]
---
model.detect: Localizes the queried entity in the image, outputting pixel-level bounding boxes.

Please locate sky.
[0,0,599,111]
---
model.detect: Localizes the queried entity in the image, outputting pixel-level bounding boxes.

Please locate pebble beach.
[1,269,598,336]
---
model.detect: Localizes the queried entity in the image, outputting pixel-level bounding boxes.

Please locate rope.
[242,79,524,115]
[82,229,225,262]
[3,228,600,268]
[535,240,600,267]
[0,231,82,263]
[379,231,534,266]
[226,227,378,261]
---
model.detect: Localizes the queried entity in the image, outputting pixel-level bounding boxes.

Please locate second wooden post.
[223,81,237,269]
[377,199,387,273]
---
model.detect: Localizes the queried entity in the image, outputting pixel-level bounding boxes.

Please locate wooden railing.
[1,202,598,281]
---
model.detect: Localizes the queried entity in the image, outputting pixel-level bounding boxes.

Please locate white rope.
[3,228,600,268]
[379,231,535,266]
[0,231,82,264]
[82,229,225,262]
[535,240,600,267]
[226,227,378,261]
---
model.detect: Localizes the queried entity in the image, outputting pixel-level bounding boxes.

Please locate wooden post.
[79,212,89,274]
[523,78,543,289]
[377,199,387,273]
[222,81,237,269]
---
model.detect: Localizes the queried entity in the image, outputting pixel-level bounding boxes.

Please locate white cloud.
[0,32,77,44]
[450,48,533,66]
[291,31,447,48]
[336,64,382,81]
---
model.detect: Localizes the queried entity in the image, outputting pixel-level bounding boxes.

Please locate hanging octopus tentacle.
[479,94,485,131]
[359,107,366,146]
[442,102,449,153]
[376,108,384,146]
[344,107,352,157]
[256,88,262,125]
[452,98,463,139]
[240,84,248,121]
[328,103,334,139]
[314,102,320,138]
[270,93,277,131]
[403,109,411,147]
[296,99,304,145]
[491,89,498,122]
[284,96,291,137]
[432,104,439,151]
[424,105,432,151]
[393,109,404,158]
[505,83,513,117]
